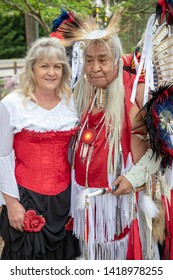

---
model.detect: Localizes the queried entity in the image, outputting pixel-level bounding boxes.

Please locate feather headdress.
[56,10,122,46]
[50,9,77,40]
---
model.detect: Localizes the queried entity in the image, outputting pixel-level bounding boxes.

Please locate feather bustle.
[142,83,173,169]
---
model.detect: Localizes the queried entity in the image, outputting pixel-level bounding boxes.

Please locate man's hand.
[111,175,133,195]
[111,175,146,195]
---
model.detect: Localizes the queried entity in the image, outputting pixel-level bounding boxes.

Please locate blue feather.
[51,9,70,32]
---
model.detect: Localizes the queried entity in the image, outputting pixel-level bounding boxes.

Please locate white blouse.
[0,91,78,205]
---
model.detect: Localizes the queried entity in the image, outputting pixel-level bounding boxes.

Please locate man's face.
[85,43,118,89]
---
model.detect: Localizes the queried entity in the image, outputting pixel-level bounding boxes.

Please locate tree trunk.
[25,14,39,49]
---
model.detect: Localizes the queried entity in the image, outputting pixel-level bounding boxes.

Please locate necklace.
[80,113,105,163]
[89,87,107,109]
[80,112,106,187]
[73,87,108,187]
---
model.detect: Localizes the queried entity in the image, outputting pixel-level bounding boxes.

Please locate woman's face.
[33,58,63,94]
[85,43,118,89]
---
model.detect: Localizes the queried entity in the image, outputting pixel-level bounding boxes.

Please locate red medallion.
[81,129,96,144]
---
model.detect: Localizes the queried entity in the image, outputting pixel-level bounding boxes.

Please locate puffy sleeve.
[0,101,19,205]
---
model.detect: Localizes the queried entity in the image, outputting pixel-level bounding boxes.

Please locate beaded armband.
[123,149,161,189]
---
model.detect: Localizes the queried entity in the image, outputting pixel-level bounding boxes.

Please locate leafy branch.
[2,0,50,33]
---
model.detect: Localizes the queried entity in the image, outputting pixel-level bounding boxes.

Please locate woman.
[0,37,79,260]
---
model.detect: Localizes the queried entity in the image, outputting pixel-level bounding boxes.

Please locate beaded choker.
[93,88,107,109]
[89,87,107,109]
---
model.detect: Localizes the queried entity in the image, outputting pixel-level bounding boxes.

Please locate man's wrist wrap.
[124,149,161,189]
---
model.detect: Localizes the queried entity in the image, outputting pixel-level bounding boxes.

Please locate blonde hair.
[18,37,71,102]
[74,35,125,175]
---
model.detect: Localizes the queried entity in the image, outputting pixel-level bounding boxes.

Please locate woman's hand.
[3,194,26,232]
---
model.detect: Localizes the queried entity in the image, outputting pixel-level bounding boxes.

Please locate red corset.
[14,128,77,195]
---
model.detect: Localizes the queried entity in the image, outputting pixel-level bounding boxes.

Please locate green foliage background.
[0,15,27,58]
[0,0,156,58]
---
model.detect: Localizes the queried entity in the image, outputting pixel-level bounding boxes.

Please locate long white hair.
[74,35,125,176]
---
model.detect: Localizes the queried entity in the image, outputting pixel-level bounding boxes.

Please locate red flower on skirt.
[65,217,73,231]
[23,210,46,232]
